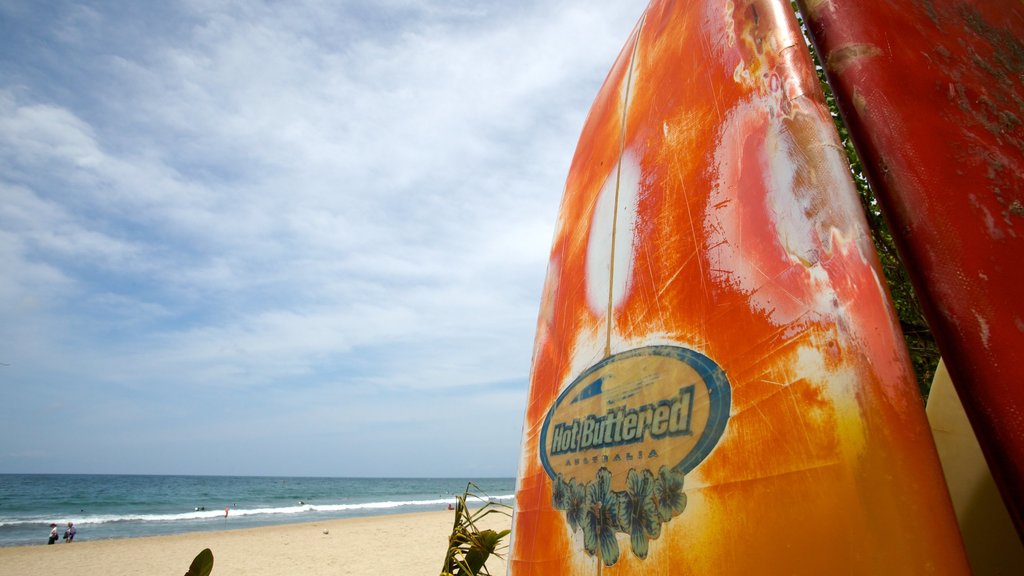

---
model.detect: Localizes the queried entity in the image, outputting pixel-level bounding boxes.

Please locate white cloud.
[0,0,649,476]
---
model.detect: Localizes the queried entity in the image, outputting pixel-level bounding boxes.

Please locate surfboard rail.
[796,0,1024,538]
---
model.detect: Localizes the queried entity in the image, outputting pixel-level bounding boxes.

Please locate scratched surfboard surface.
[509,1,969,573]
[796,0,1024,537]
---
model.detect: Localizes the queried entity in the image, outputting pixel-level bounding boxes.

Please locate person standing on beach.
[48,523,58,545]
[63,522,76,543]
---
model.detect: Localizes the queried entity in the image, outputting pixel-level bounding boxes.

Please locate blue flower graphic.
[620,468,661,559]
[551,474,567,511]
[653,465,687,522]
[564,477,586,533]
[582,468,621,566]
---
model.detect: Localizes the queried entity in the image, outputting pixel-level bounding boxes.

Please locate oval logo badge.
[540,345,731,564]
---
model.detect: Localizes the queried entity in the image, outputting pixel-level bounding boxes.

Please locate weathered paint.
[509,0,969,573]
[797,0,1024,537]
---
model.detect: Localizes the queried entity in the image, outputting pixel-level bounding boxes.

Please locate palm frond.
[440,482,512,576]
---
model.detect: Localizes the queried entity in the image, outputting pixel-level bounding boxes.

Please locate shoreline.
[0,509,511,575]
[0,474,515,548]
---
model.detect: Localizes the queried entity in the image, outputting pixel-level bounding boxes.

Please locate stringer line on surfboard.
[605,13,648,359]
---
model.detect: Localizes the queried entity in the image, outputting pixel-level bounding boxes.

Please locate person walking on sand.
[63,522,76,543]
[47,523,58,545]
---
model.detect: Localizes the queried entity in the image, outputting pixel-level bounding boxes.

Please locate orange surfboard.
[509,0,969,573]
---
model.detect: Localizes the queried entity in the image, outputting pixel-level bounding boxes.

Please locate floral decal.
[620,468,661,559]
[654,464,687,522]
[554,465,687,566]
[582,468,621,566]
[552,473,568,510]
[565,477,586,533]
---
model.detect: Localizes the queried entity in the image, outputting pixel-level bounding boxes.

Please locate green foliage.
[792,2,941,397]
[440,483,512,576]
[185,548,214,576]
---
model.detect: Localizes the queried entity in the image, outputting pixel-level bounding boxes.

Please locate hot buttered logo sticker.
[540,345,731,566]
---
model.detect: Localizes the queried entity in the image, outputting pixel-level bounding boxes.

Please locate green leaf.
[440,483,512,575]
[185,548,214,576]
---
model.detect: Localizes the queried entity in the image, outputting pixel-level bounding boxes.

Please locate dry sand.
[0,509,511,576]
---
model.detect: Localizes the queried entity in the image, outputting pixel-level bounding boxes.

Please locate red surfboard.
[509,0,969,573]
[797,0,1024,537]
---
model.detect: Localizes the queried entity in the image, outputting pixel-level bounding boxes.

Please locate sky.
[0,0,649,478]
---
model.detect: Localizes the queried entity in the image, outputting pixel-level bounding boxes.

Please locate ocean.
[0,474,515,547]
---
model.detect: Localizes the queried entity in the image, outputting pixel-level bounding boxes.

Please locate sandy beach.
[0,509,511,576]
